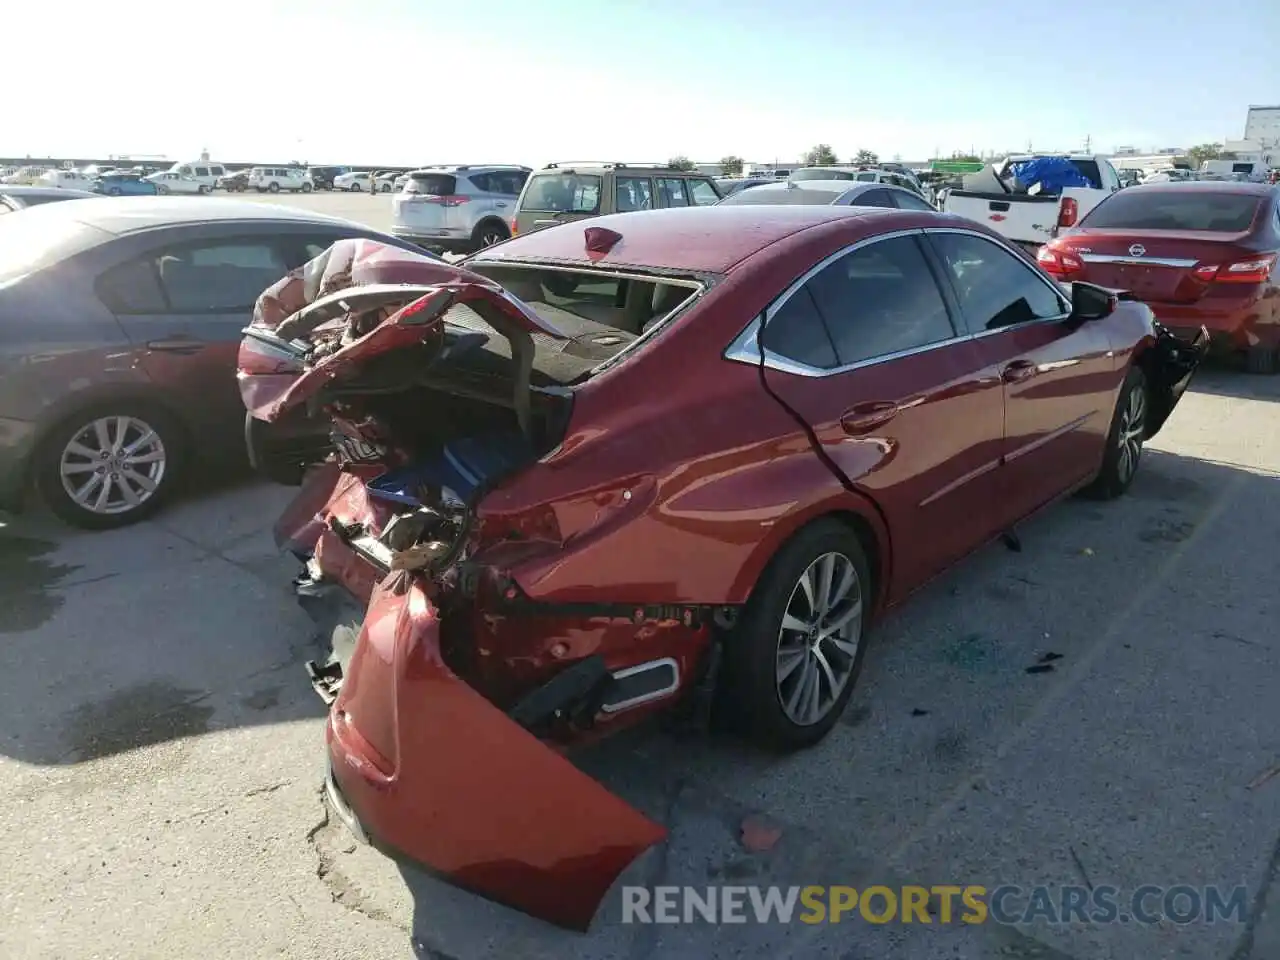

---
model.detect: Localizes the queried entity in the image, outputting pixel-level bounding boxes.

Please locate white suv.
[390,164,530,253]
[247,167,313,194]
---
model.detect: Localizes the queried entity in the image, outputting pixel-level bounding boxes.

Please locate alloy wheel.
[480,229,506,247]
[775,551,863,726]
[58,416,167,516]
[1116,386,1146,484]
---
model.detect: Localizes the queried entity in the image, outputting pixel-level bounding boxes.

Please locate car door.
[923,228,1117,527]
[752,231,1008,596]
[99,233,293,448]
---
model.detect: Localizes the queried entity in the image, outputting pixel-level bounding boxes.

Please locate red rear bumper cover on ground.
[322,575,667,931]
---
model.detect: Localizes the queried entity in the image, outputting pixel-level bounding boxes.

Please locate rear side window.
[520,173,602,214]
[1080,191,1262,232]
[407,174,458,197]
[892,190,936,211]
[761,288,839,369]
[806,235,955,364]
[194,167,209,177]
[470,171,527,195]
[97,259,167,313]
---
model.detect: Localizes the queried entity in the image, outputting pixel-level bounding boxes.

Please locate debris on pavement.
[740,815,783,853]
[1247,762,1280,791]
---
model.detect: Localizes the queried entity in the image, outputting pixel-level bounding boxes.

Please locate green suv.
[511,162,723,239]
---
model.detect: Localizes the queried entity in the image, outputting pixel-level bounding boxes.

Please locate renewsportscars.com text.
[621,884,1249,925]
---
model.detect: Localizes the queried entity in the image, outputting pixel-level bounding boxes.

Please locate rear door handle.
[840,401,899,434]
[146,336,206,355]
[495,201,508,208]
[1001,359,1037,383]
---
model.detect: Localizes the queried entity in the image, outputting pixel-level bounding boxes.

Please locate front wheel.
[34,403,186,530]
[349,182,362,192]
[720,519,872,750]
[1082,366,1147,500]
[268,182,280,194]
[301,182,313,193]
[379,182,392,193]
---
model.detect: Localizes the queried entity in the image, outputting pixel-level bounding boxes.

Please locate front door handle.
[1001,359,1037,383]
[495,201,508,208]
[840,401,899,435]
[146,336,206,355]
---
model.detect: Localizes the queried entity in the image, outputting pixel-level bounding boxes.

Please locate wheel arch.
[472,215,511,238]
[32,383,194,468]
[728,490,893,617]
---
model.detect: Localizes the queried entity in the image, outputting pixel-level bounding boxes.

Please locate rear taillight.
[1037,245,1084,279]
[1057,197,1079,229]
[422,194,470,206]
[510,218,518,236]
[1193,253,1277,284]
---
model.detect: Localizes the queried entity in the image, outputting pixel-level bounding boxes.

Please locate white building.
[1243,106,1280,148]
[1222,140,1279,167]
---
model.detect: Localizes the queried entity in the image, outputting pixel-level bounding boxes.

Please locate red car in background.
[240,209,1206,930]
[1038,181,1280,373]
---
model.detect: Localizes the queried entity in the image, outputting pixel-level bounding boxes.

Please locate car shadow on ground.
[361,447,1277,960]
[1187,363,1280,403]
[0,466,328,766]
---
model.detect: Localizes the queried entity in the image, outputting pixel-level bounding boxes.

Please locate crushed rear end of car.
[237,238,714,930]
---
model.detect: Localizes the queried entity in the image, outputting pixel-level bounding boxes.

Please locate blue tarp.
[1008,157,1095,195]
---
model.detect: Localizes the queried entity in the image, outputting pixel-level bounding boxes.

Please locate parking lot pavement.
[2,366,1278,960]
[226,188,398,233]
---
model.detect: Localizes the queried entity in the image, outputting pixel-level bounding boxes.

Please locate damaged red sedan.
[238,208,1207,930]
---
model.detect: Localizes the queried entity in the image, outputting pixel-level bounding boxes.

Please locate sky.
[5,0,1279,167]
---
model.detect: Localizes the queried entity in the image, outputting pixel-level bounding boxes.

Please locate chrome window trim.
[1079,253,1197,268]
[723,226,1071,378]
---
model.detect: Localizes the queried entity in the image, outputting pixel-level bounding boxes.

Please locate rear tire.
[1081,366,1147,500]
[198,184,210,195]
[34,401,187,531]
[350,182,362,192]
[301,182,313,193]
[268,182,280,194]
[472,220,510,250]
[156,184,170,195]
[1246,345,1277,375]
[719,519,872,750]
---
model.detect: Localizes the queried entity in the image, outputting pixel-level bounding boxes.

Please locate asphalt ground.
[2,189,1279,959]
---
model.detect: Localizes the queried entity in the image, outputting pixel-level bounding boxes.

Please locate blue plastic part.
[366,432,534,506]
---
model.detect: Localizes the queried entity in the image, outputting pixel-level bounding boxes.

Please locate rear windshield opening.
[1082,192,1262,232]
[406,174,458,196]
[466,263,702,381]
[520,173,602,214]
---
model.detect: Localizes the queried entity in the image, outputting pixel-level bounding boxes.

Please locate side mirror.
[1068,281,1118,324]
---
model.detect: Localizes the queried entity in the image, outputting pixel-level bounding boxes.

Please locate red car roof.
[474,206,913,275]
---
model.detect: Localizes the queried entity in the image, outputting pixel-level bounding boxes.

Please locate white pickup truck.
[942,154,1123,253]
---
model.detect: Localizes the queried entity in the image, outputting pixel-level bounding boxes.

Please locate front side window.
[929,232,1066,333]
[615,176,653,212]
[687,179,721,205]
[520,173,601,214]
[852,189,895,208]
[892,190,936,211]
[805,235,955,365]
[155,241,288,313]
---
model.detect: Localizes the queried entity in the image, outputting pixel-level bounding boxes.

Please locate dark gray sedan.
[0,185,99,212]
[0,197,432,529]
